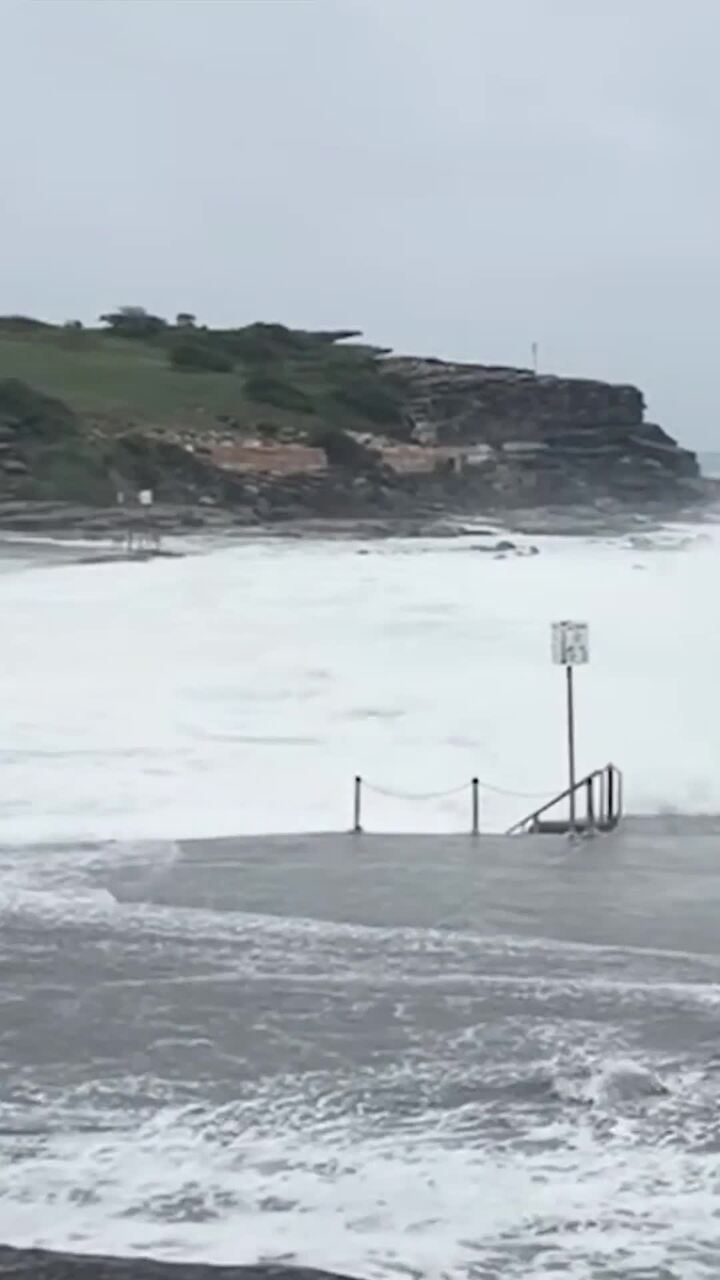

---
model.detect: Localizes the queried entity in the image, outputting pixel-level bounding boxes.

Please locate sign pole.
[566,663,576,831]
[551,620,588,835]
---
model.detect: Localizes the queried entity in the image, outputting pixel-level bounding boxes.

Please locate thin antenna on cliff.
[531,341,539,375]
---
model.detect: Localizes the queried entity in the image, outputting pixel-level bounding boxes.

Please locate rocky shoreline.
[0,488,714,549]
[0,1247,359,1280]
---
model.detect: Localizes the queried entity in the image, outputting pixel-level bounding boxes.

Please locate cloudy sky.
[2,0,719,444]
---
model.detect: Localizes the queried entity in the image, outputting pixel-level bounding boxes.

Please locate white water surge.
[2,828,720,1279]
[2,526,720,1278]
[0,525,718,841]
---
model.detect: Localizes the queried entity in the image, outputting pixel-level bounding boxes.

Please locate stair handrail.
[506,763,622,835]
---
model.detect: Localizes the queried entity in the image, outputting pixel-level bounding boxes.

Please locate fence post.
[586,775,595,832]
[607,766,615,826]
[353,775,363,834]
[471,778,480,836]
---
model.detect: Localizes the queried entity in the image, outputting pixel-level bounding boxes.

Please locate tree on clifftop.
[99,306,167,338]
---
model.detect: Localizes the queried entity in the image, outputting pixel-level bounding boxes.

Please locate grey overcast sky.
[1,0,719,445]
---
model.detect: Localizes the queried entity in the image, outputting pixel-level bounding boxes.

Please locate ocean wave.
[2,1079,719,1279]
[0,529,719,840]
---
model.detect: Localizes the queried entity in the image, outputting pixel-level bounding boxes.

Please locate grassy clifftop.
[0,312,410,506]
[0,312,702,517]
[0,314,407,439]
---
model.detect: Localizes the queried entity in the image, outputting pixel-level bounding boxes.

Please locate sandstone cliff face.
[0,362,705,530]
[385,357,700,505]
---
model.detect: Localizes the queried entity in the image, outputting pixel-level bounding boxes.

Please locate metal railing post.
[586,775,595,831]
[353,775,363,834]
[471,778,479,836]
[607,766,615,826]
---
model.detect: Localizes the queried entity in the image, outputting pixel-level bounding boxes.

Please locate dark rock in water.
[472,538,539,557]
[472,539,515,553]
[78,549,185,565]
[0,1246,361,1280]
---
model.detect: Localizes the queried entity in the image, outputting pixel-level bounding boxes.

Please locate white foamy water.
[0,525,718,842]
[4,1087,718,1280]
[3,771,720,1274]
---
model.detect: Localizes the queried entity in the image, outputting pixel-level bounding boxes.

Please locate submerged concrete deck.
[171,815,720,955]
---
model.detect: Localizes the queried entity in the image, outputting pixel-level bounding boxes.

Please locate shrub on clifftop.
[170,339,234,373]
[0,379,79,438]
[332,372,404,426]
[244,374,314,413]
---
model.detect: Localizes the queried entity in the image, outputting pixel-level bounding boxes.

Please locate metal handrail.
[506,767,604,830]
[506,763,623,835]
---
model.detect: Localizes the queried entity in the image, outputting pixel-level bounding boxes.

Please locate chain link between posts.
[361,778,556,802]
[362,780,472,801]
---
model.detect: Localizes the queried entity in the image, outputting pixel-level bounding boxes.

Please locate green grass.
[0,320,410,505]
[0,324,408,440]
[0,333,256,426]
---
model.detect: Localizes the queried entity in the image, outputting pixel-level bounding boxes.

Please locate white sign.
[552,620,589,666]
[138,489,154,507]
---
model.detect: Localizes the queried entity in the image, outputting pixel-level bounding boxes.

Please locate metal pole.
[566,664,576,832]
[471,778,479,836]
[353,775,363,834]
